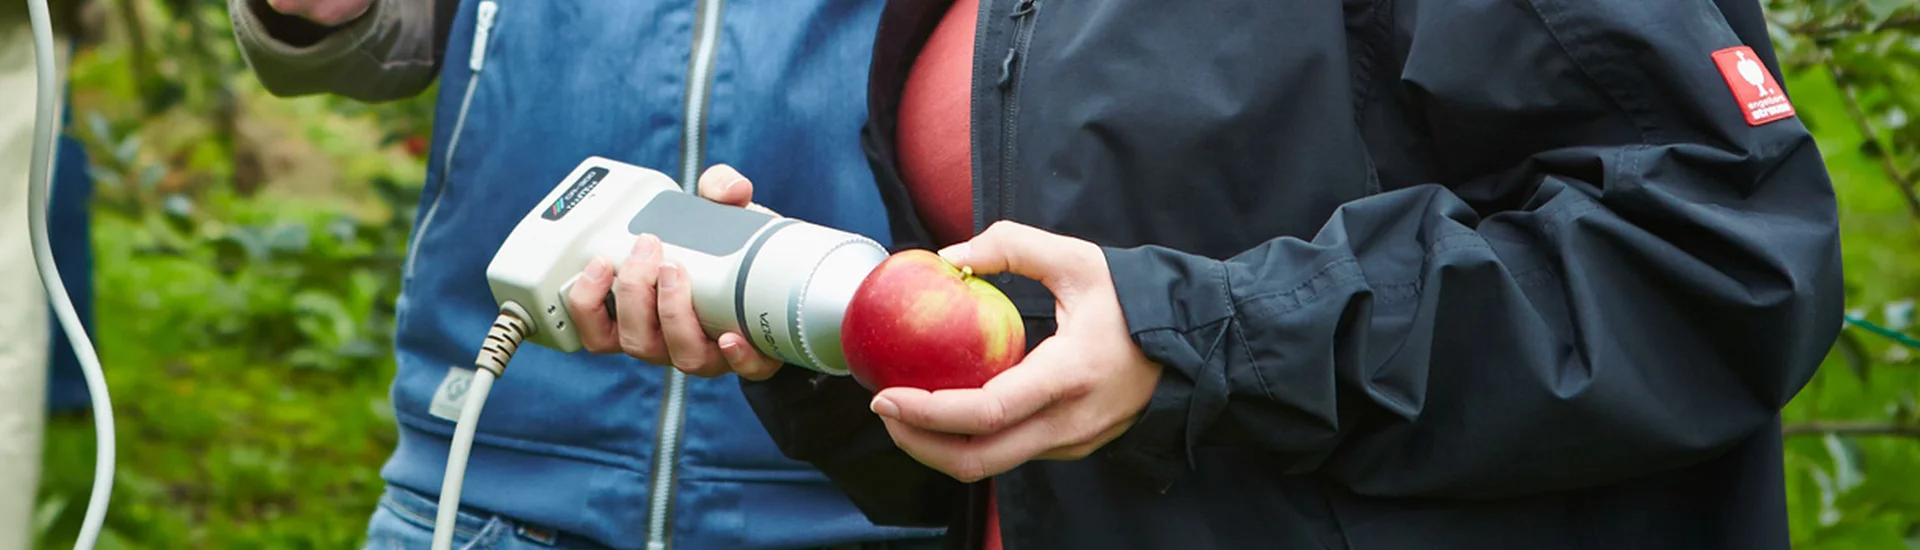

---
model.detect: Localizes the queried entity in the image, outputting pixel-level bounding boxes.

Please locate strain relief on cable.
[476,303,534,377]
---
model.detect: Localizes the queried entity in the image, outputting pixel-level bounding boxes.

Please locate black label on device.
[542,166,609,221]
[628,191,777,256]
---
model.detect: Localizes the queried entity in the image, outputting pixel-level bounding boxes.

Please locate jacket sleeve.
[228,0,457,102]
[739,365,963,527]
[1097,0,1844,499]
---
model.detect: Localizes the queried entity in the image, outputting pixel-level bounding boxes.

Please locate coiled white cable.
[25,0,117,548]
[433,308,530,550]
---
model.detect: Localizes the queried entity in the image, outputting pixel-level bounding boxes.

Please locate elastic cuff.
[1098,245,1238,489]
[1101,338,1199,492]
[231,0,388,67]
[1101,245,1235,333]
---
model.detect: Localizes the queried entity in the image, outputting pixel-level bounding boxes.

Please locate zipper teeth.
[649,0,724,547]
[679,0,723,193]
[999,1,1037,221]
[404,1,496,279]
[646,373,687,550]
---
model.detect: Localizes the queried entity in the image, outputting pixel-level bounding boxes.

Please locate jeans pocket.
[364,484,511,550]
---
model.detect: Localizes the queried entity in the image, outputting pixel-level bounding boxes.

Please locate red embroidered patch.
[1711,45,1795,126]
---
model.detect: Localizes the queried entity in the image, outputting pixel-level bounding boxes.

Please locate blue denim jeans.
[363,484,949,550]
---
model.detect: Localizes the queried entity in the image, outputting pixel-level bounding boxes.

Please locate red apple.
[841,249,1026,391]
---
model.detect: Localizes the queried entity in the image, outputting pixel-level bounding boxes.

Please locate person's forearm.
[228,0,450,102]
[1096,0,1841,498]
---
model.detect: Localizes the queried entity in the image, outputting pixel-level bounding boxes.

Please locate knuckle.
[565,289,599,313]
[666,347,702,369]
[693,362,730,378]
[981,397,1012,432]
[621,334,661,362]
[618,335,644,358]
[656,297,686,319]
[611,273,646,299]
[953,457,990,484]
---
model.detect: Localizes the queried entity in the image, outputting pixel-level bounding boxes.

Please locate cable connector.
[432,302,533,550]
[476,304,533,377]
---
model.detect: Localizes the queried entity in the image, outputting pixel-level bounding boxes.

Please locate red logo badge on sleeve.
[1711,45,1795,126]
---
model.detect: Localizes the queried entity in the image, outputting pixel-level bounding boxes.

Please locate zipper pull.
[469,0,499,72]
[998,0,1039,88]
[997,49,1016,88]
[1011,0,1037,18]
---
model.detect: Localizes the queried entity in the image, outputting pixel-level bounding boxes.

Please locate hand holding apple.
[841,249,1027,391]
[863,221,1165,483]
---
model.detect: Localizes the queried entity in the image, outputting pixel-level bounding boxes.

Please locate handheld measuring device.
[431,157,888,549]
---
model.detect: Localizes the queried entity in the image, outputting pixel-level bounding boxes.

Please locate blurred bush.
[30,0,436,547]
[1765,1,1920,548]
[20,0,1920,548]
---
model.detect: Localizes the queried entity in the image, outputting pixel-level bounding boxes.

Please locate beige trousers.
[0,20,70,550]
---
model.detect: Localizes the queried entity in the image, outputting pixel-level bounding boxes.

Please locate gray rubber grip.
[603,192,777,323]
[628,192,777,256]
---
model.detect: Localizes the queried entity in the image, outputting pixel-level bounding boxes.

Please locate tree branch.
[1785,13,1920,40]
[1827,63,1920,221]
[1784,422,1920,438]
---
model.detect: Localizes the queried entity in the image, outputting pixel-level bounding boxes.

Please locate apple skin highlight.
[841,249,1026,391]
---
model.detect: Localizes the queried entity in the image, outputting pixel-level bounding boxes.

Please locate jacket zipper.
[969,2,1037,545]
[404,0,498,279]
[992,0,1039,224]
[647,0,725,547]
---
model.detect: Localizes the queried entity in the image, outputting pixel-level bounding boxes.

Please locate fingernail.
[634,234,658,260]
[659,263,681,290]
[870,397,899,419]
[586,257,611,281]
[937,243,970,265]
[725,178,746,194]
[718,337,744,363]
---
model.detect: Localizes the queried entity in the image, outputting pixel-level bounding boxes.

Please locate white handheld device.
[486,156,890,375]
[430,157,887,549]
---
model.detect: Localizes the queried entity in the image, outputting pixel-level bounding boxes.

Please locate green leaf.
[1836,330,1874,383]
[1865,0,1904,24]
[1886,300,1915,332]
[33,495,67,538]
[1827,434,1866,493]
[1788,451,1825,545]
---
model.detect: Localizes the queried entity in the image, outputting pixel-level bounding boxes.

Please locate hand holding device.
[562,165,787,380]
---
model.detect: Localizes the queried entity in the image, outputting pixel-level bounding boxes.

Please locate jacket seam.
[1233,255,1365,319]
[1349,0,1393,126]
[393,409,651,474]
[1523,0,1657,144]
[1219,258,1280,403]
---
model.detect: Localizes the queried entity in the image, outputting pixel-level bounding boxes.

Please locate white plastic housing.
[484,157,886,375]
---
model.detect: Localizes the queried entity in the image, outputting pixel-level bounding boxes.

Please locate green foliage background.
[22,0,1920,548]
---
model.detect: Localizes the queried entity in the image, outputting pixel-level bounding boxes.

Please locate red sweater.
[896,0,1000,548]
[897,0,980,249]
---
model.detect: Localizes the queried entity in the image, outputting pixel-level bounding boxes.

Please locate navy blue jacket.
[743,0,1845,548]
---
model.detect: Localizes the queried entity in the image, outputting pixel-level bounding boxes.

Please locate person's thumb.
[938,221,1084,289]
[695,164,779,216]
[696,164,754,206]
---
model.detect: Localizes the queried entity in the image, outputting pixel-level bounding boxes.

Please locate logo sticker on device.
[1711,45,1795,126]
[543,166,609,221]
